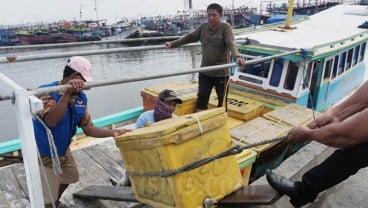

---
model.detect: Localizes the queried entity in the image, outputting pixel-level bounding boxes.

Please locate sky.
[0,0,277,25]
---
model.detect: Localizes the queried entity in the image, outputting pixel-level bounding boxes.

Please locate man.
[165,3,245,111]
[135,89,182,128]
[266,80,368,207]
[115,89,182,186]
[33,56,131,207]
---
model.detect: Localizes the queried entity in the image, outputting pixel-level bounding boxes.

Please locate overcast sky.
[0,0,275,25]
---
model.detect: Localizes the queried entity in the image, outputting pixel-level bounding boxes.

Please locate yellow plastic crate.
[141,82,198,116]
[230,117,292,153]
[263,103,320,127]
[115,108,243,208]
[231,117,292,182]
[209,93,264,121]
[235,149,257,185]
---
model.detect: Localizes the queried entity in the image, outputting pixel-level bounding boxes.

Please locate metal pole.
[0,49,301,100]
[0,36,182,51]
[0,73,44,208]
[0,42,200,63]
[285,0,296,29]
[29,49,302,97]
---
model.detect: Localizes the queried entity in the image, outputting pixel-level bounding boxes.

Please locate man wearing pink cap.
[33,56,131,207]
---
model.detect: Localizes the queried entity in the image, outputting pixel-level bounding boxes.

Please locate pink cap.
[67,56,93,82]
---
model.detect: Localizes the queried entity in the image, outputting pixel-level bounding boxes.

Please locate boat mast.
[284,0,295,29]
[94,0,99,22]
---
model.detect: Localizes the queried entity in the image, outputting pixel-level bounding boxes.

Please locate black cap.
[158,89,183,104]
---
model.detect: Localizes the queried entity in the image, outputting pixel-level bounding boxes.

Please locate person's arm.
[309,81,368,129]
[165,24,202,48]
[135,113,146,129]
[43,79,84,126]
[81,108,131,137]
[289,108,368,148]
[224,24,245,66]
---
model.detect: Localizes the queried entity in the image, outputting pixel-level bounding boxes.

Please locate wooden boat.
[0,3,368,208]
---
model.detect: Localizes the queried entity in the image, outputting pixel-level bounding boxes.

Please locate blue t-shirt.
[135,110,155,129]
[33,81,88,156]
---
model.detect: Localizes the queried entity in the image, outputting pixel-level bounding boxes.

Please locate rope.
[37,152,57,208]
[126,136,287,177]
[34,116,62,175]
[185,115,204,134]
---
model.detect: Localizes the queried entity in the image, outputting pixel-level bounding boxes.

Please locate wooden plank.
[94,140,125,167]
[0,187,11,208]
[73,185,138,202]
[0,167,30,207]
[11,164,28,197]
[83,144,124,180]
[67,148,134,207]
[217,185,281,206]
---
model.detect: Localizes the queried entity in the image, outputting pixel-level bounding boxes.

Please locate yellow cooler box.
[140,82,198,116]
[115,108,243,208]
[209,93,264,121]
[230,117,292,182]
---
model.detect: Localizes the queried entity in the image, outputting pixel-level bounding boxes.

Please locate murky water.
[0,43,202,141]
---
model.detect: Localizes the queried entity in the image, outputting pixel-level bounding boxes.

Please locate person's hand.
[164,42,172,48]
[307,111,338,129]
[66,79,85,94]
[236,56,245,66]
[113,128,133,137]
[287,126,311,143]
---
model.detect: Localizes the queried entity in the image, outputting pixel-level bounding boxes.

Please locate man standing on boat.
[32,56,131,207]
[266,80,368,207]
[165,3,245,111]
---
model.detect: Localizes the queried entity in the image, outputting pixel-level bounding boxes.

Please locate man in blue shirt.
[135,89,182,128]
[33,56,131,207]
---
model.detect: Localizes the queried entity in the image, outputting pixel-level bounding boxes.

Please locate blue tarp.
[266,14,306,24]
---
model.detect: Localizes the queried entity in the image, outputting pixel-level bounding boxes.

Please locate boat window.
[302,62,313,90]
[238,60,271,79]
[269,58,284,87]
[338,52,346,75]
[346,48,354,70]
[323,59,333,82]
[353,45,360,66]
[284,61,298,90]
[359,42,366,62]
[332,55,339,79]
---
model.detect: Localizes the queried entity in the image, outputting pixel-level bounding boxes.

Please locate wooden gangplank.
[73,184,281,207]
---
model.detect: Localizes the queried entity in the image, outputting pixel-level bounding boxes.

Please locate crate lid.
[209,93,263,115]
[230,117,292,152]
[263,103,319,127]
[115,108,226,142]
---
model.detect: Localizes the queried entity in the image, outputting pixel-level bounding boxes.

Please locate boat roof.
[236,5,368,50]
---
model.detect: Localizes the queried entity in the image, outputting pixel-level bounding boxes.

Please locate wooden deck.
[0,137,148,208]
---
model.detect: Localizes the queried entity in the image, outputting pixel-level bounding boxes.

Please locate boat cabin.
[232,5,368,111]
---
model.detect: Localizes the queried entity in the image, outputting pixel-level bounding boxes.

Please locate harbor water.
[0,43,202,141]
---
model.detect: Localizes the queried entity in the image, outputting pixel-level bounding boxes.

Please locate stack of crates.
[208,92,265,121]
[231,117,292,183]
[140,82,198,116]
[115,108,245,208]
[263,103,320,156]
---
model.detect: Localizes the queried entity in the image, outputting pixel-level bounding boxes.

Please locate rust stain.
[6,56,17,63]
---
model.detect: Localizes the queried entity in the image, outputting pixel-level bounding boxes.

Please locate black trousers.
[196,73,229,110]
[295,142,368,203]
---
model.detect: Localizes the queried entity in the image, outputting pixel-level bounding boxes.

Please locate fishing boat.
[0,3,367,208]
